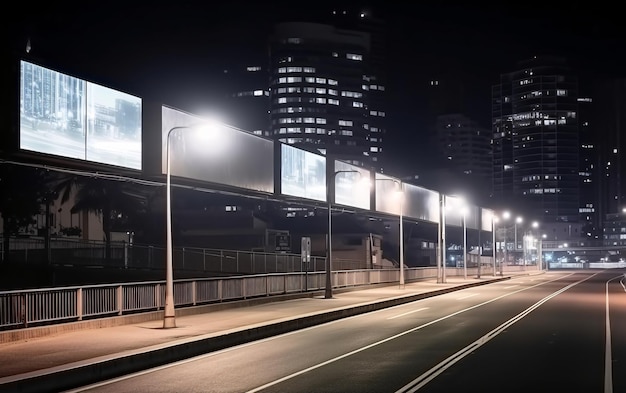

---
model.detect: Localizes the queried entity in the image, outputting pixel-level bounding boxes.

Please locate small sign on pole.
[301,236,311,264]
[275,233,291,253]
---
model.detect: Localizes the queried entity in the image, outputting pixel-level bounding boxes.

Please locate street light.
[438,194,447,283]
[501,211,510,275]
[461,206,468,280]
[376,178,404,287]
[164,123,216,328]
[492,215,498,277]
[514,216,523,252]
[326,169,361,299]
[445,195,467,280]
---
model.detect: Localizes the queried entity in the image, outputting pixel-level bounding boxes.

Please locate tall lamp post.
[164,123,214,328]
[438,195,446,283]
[461,206,468,280]
[514,216,523,254]
[326,169,360,299]
[492,215,498,277]
[163,126,187,328]
[501,211,511,276]
[376,178,404,287]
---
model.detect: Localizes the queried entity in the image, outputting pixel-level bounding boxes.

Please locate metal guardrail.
[0,236,327,274]
[1,262,568,331]
[0,267,449,330]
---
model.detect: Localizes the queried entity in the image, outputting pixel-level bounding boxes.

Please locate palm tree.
[52,174,148,262]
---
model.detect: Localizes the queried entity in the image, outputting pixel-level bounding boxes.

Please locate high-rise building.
[577,94,601,240]
[268,15,386,173]
[492,56,580,227]
[433,113,492,203]
[589,79,626,246]
[591,79,626,216]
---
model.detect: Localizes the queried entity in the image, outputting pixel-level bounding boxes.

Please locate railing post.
[77,288,83,321]
[117,285,123,316]
[156,283,161,309]
[192,281,197,306]
[21,294,27,328]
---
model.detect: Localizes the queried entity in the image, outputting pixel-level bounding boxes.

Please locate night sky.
[9,2,626,176]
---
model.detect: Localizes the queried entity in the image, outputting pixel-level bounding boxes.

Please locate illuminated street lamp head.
[503,211,511,220]
[532,221,539,229]
[516,216,523,224]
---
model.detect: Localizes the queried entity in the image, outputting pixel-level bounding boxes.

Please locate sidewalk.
[0,275,511,393]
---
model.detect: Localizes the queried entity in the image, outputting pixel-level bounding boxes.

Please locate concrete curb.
[1,278,507,393]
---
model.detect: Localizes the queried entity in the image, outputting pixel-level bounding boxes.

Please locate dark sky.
[10,2,626,174]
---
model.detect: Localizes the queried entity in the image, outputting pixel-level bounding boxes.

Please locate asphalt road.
[64,270,626,393]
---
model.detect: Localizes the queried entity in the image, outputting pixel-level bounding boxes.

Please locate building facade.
[492,56,580,226]
[268,20,385,172]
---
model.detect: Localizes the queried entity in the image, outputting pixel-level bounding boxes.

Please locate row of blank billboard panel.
[17,60,493,229]
[161,108,492,229]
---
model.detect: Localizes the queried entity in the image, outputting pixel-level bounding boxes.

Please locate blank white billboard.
[334,160,371,210]
[161,106,274,193]
[19,60,142,170]
[403,183,440,223]
[374,173,402,216]
[280,144,326,202]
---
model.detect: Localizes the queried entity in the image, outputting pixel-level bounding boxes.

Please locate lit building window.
[347,53,363,61]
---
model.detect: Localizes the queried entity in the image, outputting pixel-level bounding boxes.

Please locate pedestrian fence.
[2,265,486,331]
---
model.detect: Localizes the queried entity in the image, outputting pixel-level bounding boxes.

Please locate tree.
[0,164,47,262]
[52,174,148,262]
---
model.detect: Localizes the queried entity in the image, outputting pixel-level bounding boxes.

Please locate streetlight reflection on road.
[164,122,220,328]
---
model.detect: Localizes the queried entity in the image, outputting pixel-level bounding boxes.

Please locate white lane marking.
[68,272,577,393]
[604,273,624,393]
[245,273,577,393]
[387,307,429,320]
[456,293,478,300]
[397,272,598,393]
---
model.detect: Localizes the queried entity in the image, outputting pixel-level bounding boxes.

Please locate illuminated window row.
[278,127,327,134]
[369,110,385,117]
[275,87,338,95]
[277,66,316,73]
[341,91,362,98]
[277,77,339,85]
[278,117,328,124]
[527,188,561,194]
[235,90,269,97]
[275,96,340,105]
